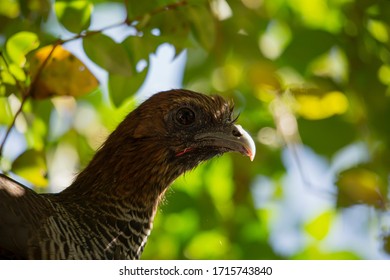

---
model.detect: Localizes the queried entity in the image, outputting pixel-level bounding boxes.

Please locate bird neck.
[60,136,180,216]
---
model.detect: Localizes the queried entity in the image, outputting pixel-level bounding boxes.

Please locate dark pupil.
[176,108,195,125]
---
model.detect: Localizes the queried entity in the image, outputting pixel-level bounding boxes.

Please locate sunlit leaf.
[0,0,20,18]
[286,0,342,32]
[0,97,12,124]
[29,45,99,99]
[378,64,390,85]
[0,56,17,87]
[0,70,15,85]
[8,63,26,81]
[12,149,48,187]
[55,0,93,33]
[294,244,360,260]
[185,230,230,259]
[305,210,335,241]
[5,31,40,66]
[367,20,389,43]
[336,167,387,209]
[83,33,132,76]
[292,89,349,120]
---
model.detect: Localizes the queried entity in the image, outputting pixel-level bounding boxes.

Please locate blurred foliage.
[1,0,390,259]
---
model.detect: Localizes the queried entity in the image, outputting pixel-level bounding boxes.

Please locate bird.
[0,89,255,259]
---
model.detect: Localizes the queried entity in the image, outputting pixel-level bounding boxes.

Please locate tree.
[0,0,389,259]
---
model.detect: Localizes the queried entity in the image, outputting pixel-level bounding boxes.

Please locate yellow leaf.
[29,45,99,99]
[336,167,387,209]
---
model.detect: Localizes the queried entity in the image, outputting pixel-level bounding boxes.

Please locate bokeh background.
[1,0,390,259]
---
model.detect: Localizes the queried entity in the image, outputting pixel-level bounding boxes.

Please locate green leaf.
[148,8,191,51]
[336,167,387,209]
[108,68,147,107]
[5,31,40,66]
[83,33,133,75]
[55,0,93,34]
[281,29,336,73]
[122,35,157,68]
[126,0,154,19]
[298,116,356,157]
[12,149,48,187]
[187,5,216,51]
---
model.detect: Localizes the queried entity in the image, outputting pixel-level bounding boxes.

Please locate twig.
[0,0,190,159]
[0,93,29,157]
[58,0,188,45]
[0,44,60,157]
[28,42,60,98]
[0,52,30,157]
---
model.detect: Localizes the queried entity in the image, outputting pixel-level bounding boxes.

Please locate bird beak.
[194,124,256,161]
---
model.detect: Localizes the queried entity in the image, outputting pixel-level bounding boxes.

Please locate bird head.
[67,89,255,207]
[123,89,256,170]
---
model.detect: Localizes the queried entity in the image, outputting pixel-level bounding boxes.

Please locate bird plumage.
[0,89,255,259]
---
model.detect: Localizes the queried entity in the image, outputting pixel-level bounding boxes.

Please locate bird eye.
[176,108,195,126]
